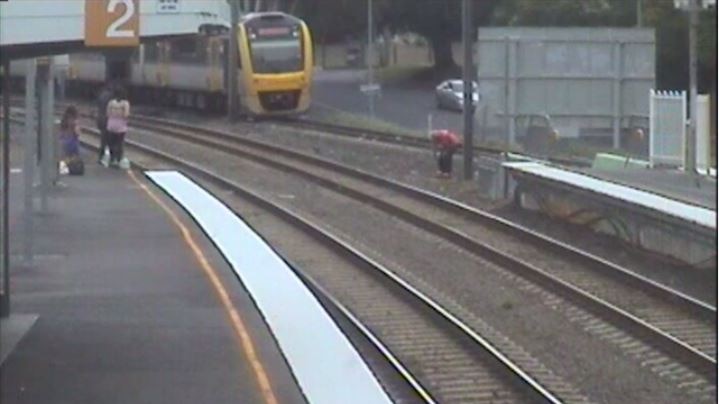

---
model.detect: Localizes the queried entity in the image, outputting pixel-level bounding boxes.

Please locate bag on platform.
[67,157,85,176]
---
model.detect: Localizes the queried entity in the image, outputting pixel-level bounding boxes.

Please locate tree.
[491,0,717,92]
[382,0,501,72]
[644,0,716,92]
[293,0,500,72]
[294,0,370,43]
[492,0,636,26]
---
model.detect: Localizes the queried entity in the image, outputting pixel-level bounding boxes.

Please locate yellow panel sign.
[85,0,140,47]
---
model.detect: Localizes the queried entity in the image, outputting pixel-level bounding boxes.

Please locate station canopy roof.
[0,0,230,61]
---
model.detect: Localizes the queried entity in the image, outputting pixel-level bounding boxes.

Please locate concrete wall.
[476,28,656,147]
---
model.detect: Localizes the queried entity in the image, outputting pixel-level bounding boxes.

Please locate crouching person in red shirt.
[430,129,462,178]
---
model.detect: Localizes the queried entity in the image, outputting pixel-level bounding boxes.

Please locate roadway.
[311,69,466,136]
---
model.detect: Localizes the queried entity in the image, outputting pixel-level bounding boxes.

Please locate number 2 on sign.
[107,0,135,38]
[85,0,139,46]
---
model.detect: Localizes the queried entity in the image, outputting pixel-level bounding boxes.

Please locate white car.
[435,79,480,112]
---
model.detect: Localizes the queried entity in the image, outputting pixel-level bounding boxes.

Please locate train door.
[220,36,244,114]
[207,37,222,92]
[207,36,224,111]
[221,37,229,101]
[137,44,145,86]
[104,49,133,101]
[158,41,171,87]
[104,50,132,83]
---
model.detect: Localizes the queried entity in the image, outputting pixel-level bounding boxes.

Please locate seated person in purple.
[59,106,80,159]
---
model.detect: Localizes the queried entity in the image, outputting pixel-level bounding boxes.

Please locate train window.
[171,37,206,64]
[144,42,160,63]
[131,47,141,62]
[247,25,303,74]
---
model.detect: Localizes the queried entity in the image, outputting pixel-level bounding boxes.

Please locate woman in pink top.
[105,87,130,168]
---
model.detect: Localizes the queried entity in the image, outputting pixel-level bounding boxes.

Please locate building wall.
[476,27,656,146]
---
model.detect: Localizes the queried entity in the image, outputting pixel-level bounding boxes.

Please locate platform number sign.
[85,0,140,47]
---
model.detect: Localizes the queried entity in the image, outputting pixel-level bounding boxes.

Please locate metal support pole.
[508,39,517,146]
[503,36,510,143]
[686,0,699,172]
[462,0,474,180]
[227,0,240,121]
[38,62,54,213]
[367,0,375,117]
[612,42,622,149]
[637,0,644,27]
[1,59,11,318]
[38,65,46,212]
[23,60,36,266]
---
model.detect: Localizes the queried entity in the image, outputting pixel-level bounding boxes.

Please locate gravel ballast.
[121,126,715,403]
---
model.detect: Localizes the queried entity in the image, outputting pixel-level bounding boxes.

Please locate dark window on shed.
[170,37,207,64]
[144,42,160,63]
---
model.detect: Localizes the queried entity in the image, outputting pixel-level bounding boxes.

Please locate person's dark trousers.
[97,120,108,161]
[116,132,126,162]
[108,132,126,163]
[438,149,454,174]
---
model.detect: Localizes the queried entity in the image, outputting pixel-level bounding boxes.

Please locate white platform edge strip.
[504,162,716,229]
[145,171,392,404]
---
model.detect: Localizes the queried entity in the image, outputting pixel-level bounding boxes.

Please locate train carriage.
[238,12,313,115]
[9,12,313,118]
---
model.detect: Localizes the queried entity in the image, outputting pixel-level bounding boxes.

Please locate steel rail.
[282,117,593,167]
[11,108,716,381]
[75,124,564,404]
[133,114,716,316]
[126,115,717,381]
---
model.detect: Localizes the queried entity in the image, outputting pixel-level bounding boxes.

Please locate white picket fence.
[696,94,711,171]
[649,90,713,170]
[649,89,686,167]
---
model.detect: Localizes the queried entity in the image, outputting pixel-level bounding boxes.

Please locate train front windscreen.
[247,25,303,74]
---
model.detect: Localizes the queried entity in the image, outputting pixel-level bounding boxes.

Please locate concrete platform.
[505,160,716,267]
[582,167,717,210]
[0,314,38,365]
[1,158,307,403]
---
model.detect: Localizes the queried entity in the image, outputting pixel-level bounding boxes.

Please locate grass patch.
[476,138,524,155]
[312,105,423,137]
[550,138,626,161]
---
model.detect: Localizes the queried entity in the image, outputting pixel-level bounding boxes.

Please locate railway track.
[6,95,591,167]
[71,122,565,404]
[280,117,593,168]
[124,114,717,383]
[8,108,716,399]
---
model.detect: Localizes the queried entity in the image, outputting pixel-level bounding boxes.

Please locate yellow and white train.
[13,12,314,117]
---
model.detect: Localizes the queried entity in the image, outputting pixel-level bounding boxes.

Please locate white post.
[649,89,655,166]
[682,90,688,167]
[696,94,710,171]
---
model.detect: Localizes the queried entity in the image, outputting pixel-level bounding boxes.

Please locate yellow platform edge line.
[128,170,279,404]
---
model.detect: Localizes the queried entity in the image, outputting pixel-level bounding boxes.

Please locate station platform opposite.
[582,165,717,210]
[0,160,306,404]
[504,160,716,267]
